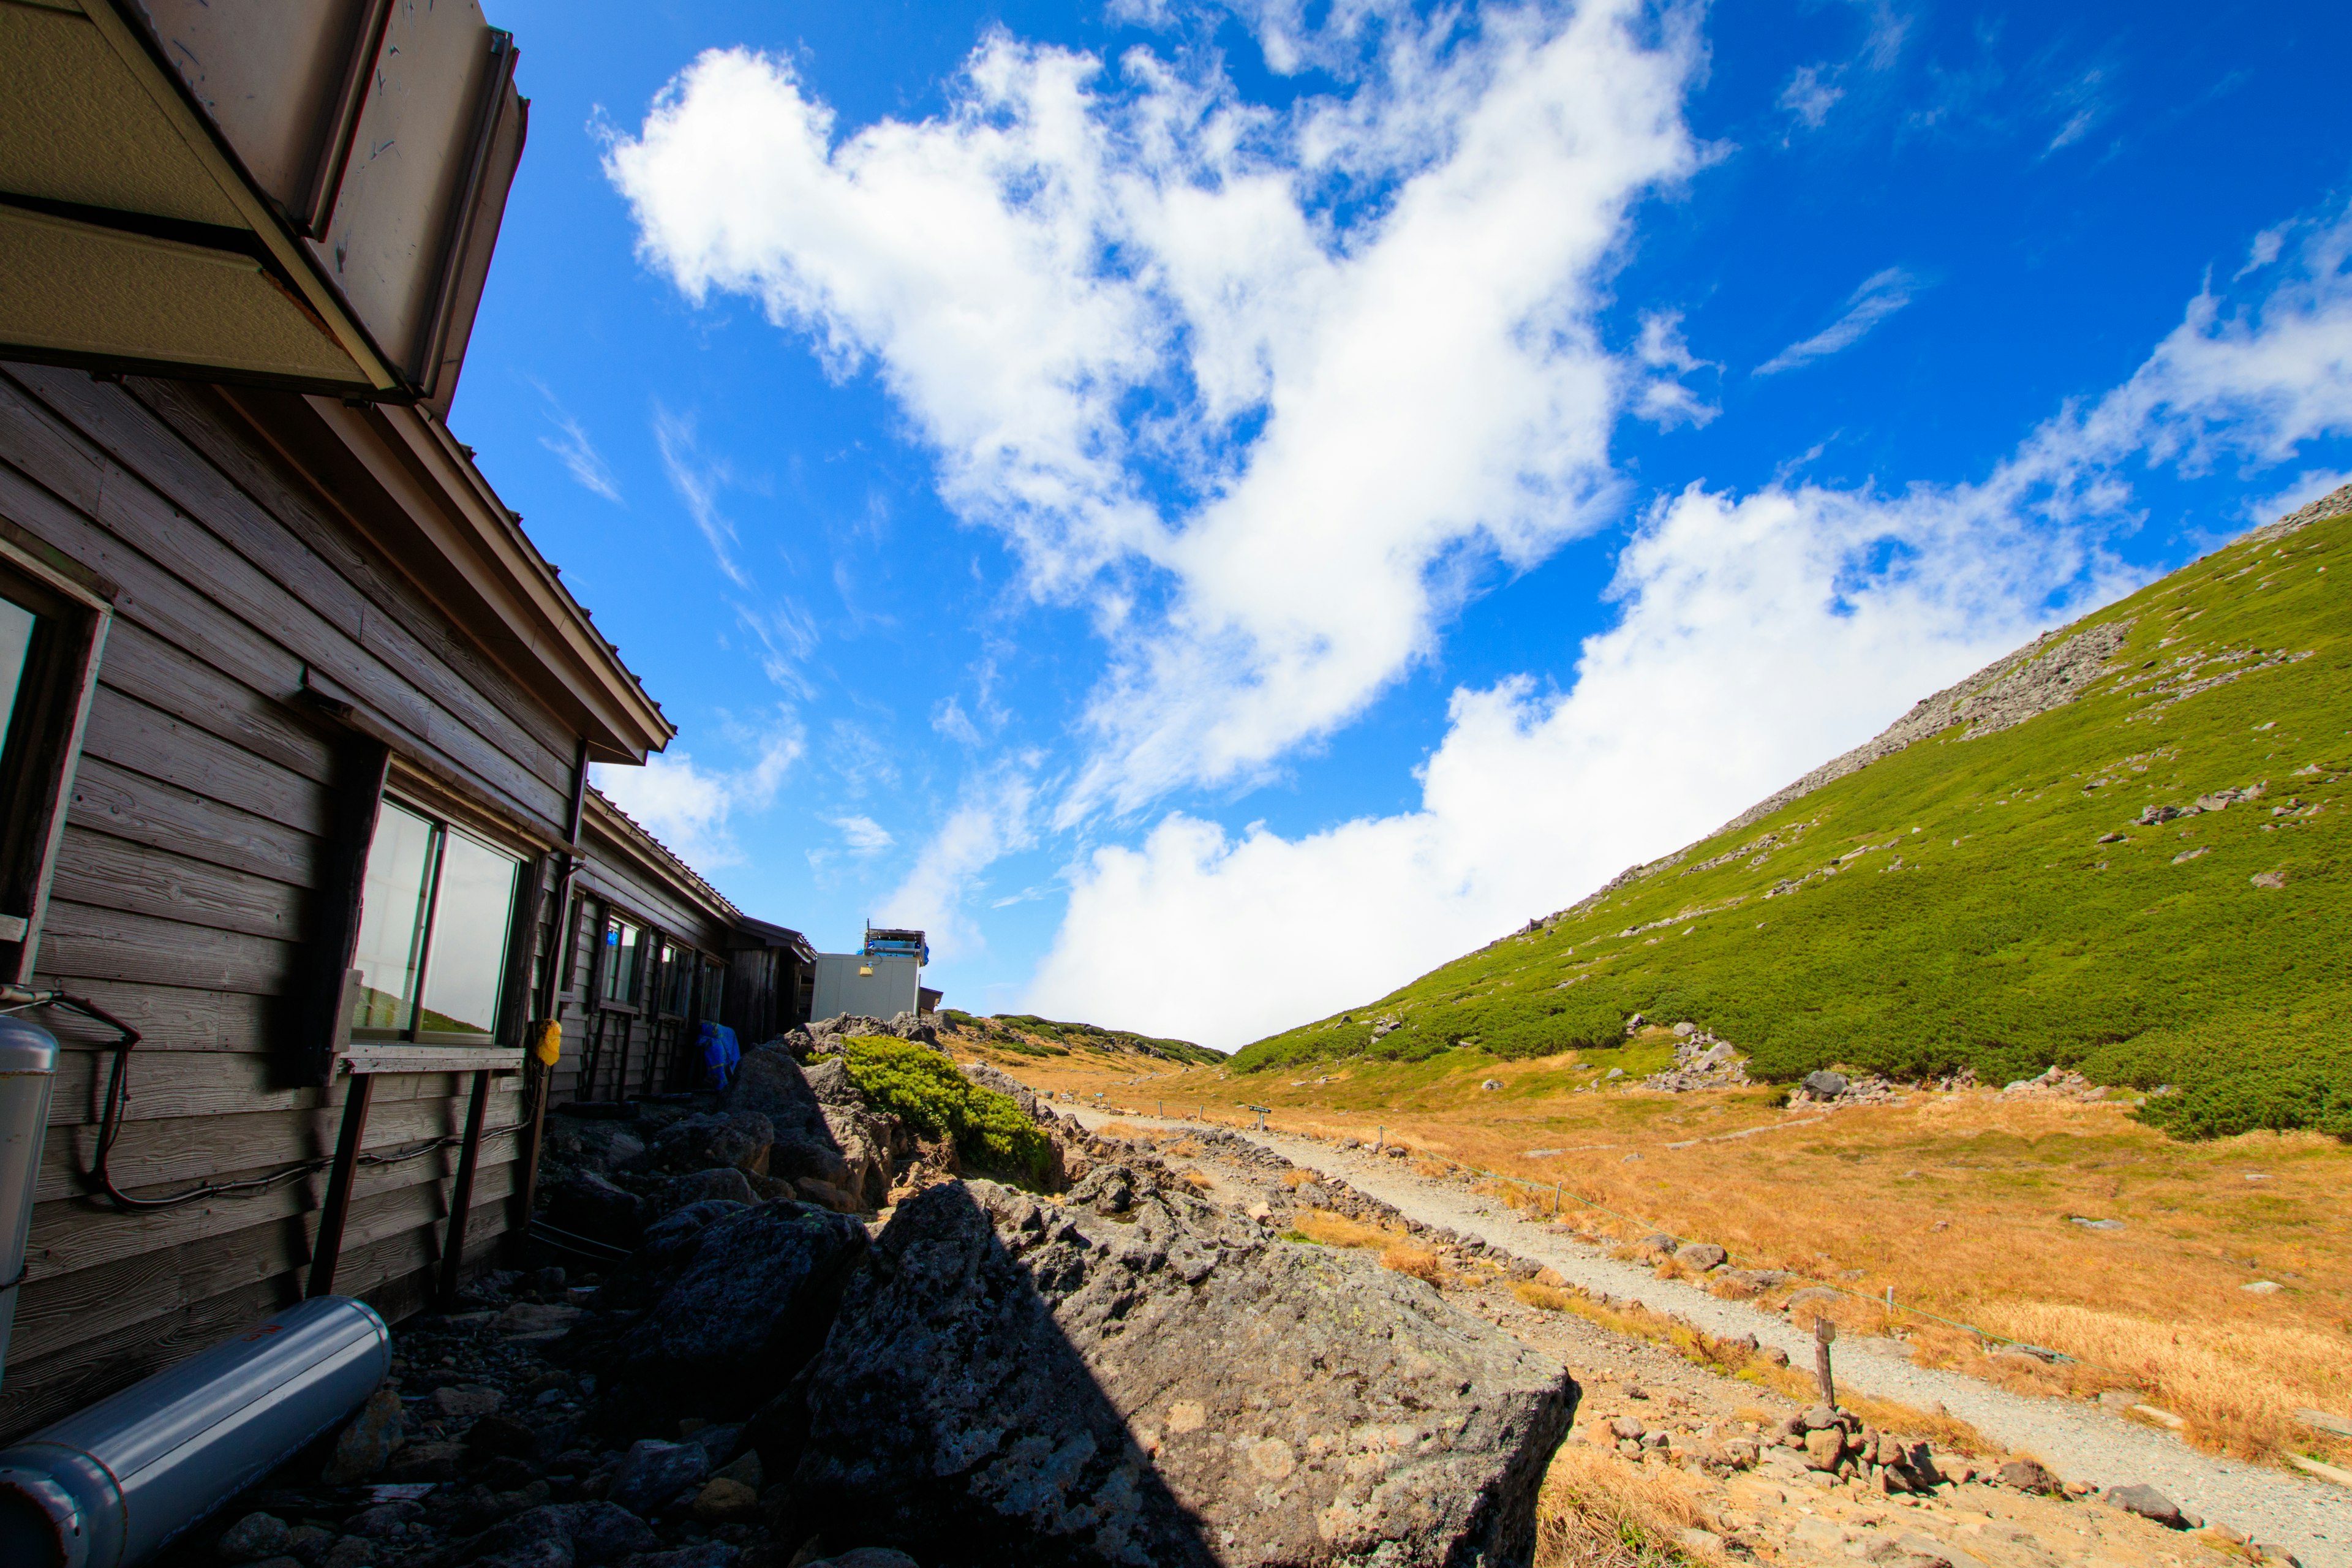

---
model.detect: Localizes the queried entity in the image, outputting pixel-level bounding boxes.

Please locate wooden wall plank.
[66,753,318,887]
[126,379,579,777]
[25,1147,518,1290]
[40,1047,505,1125]
[96,617,335,784]
[39,899,293,996]
[0,374,568,837]
[24,977,274,1055]
[79,685,329,834]
[48,824,306,942]
[10,370,574,820]
[36,1085,522,1202]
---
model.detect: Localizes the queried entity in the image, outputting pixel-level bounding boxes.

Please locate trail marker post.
[1814,1316,1838,1407]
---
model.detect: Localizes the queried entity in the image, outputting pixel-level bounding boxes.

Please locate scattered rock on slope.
[774,1161,1578,1567]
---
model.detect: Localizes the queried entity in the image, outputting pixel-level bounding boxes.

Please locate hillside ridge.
[1229,488,2351,1139]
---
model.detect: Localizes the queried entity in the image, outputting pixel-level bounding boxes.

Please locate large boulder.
[573,1199,870,1431]
[728,1050,864,1195]
[803,1058,903,1209]
[542,1170,648,1249]
[647,1112,775,1178]
[780,1165,1576,1567]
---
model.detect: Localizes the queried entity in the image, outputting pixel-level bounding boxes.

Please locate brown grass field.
[953,1025,2352,1471]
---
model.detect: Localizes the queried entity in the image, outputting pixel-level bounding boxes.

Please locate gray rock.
[629,1545,739,1568]
[1998,1458,2059,1494]
[216,1512,289,1562]
[281,1525,333,1568]
[726,1049,826,1132]
[541,1117,648,1177]
[1802,1071,1849,1098]
[571,1501,663,1563]
[1675,1242,1728,1271]
[785,1166,1577,1567]
[433,1384,505,1420]
[810,1553,924,1568]
[2107,1484,2187,1529]
[597,1200,870,1427]
[647,1112,775,1178]
[544,1171,648,1249]
[342,1502,423,1539]
[607,1440,711,1517]
[321,1538,378,1568]
[320,1385,406,1485]
[660,1167,759,1213]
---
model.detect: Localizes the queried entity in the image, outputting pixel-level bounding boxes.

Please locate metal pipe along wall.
[0,1295,391,1568]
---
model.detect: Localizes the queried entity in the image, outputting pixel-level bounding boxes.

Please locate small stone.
[464,1413,540,1464]
[432,1385,505,1420]
[1804,1428,1845,1471]
[608,1438,710,1516]
[2105,1485,2186,1526]
[380,1439,466,1482]
[1802,1070,1849,1098]
[693,1476,762,1521]
[281,1525,333,1568]
[570,1500,662,1561]
[217,1513,290,1562]
[1998,1458,2059,1494]
[1680,1527,1722,1553]
[320,1387,407,1485]
[813,1552,923,1568]
[1676,1242,1728,1271]
[2250,870,2287,889]
[321,1539,377,1568]
[342,1502,423,1539]
[711,1449,764,1490]
[2241,1280,2284,1295]
[494,1301,584,1341]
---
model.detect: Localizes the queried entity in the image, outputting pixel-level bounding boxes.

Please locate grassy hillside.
[1231,507,2351,1139]
[939,1009,1225,1066]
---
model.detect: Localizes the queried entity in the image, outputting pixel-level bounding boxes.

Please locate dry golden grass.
[1290,1210,1394,1249]
[996,1044,2352,1467]
[1536,1441,1724,1568]
[1382,1244,1449,1286]
[1280,1167,1317,1187]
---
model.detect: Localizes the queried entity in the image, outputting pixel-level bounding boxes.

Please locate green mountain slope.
[940,1010,1225,1065]
[1231,496,2352,1139]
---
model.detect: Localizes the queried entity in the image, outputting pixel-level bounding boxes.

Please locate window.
[349,800,522,1042]
[656,938,694,1017]
[0,554,108,980]
[598,914,643,1008]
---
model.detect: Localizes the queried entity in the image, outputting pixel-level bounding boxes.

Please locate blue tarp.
[698,1021,741,1091]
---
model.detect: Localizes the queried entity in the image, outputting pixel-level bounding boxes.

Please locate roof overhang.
[0,0,524,410]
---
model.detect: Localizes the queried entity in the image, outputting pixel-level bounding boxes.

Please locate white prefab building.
[810,952,922,1021]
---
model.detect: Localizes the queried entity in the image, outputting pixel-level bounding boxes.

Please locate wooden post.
[307,1071,375,1297]
[435,1069,492,1308]
[1814,1315,1838,1407]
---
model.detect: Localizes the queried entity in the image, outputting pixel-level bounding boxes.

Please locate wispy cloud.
[653,407,749,587]
[829,814,894,854]
[535,384,622,502]
[1630,311,1717,429]
[590,714,804,870]
[1778,63,1844,130]
[1755,267,1921,375]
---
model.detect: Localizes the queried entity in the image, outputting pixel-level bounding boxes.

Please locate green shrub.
[842,1036,1054,1182]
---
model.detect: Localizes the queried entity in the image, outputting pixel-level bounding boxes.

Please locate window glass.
[601,917,642,1006]
[417,829,519,1036]
[660,940,694,1015]
[350,802,435,1031]
[0,597,35,762]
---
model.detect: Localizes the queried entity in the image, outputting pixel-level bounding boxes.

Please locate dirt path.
[1072,1110,2352,1568]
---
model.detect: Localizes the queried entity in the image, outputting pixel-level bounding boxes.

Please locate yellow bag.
[528,1017,562,1067]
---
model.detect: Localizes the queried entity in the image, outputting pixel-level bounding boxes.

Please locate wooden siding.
[0,363,566,1441]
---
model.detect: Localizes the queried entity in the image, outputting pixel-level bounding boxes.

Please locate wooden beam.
[435,1069,491,1309]
[306,1071,374,1297]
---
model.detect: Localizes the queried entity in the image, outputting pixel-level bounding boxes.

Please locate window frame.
[347,794,527,1047]
[0,534,112,987]
[594,910,645,1015]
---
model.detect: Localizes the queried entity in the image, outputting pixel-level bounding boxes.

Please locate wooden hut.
[0,0,806,1441]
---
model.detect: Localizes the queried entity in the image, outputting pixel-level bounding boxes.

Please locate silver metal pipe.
[0,1295,390,1568]
[0,1013,59,1387]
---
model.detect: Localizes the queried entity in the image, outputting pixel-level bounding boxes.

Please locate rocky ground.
[160,1017,1581,1568]
[1061,1112,2346,1568]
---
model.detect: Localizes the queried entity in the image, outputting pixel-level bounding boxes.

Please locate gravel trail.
[1076,1111,2352,1567]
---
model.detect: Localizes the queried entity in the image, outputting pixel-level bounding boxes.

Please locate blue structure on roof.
[861,925,930,966]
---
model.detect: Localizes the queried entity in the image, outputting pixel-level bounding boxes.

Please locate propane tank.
[0,1295,390,1568]
[0,1013,58,1387]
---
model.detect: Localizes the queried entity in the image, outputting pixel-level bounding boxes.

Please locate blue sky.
[451,0,2352,1047]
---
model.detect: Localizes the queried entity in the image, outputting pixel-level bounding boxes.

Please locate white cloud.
[1027,200,2352,1048]
[874,773,1036,961]
[592,718,803,869]
[1778,64,1844,130]
[652,407,749,587]
[829,814,895,853]
[1755,266,1921,375]
[607,1,1702,817]
[536,386,622,502]
[1631,311,1717,429]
